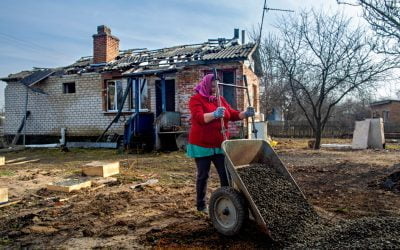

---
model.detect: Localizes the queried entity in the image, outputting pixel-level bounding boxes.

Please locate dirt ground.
[0,139,399,249]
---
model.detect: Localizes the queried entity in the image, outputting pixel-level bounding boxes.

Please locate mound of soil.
[0,191,138,247]
[380,171,400,193]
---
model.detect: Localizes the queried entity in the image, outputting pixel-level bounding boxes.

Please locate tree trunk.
[314,128,322,149]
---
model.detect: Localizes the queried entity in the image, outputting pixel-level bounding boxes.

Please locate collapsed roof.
[1,39,259,84]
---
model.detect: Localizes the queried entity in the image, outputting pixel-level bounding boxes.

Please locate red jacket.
[188,93,241,148]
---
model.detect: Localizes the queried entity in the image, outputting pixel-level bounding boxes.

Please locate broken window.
[63,82,76,94]
[107,80,123,111]
[130,78,149,111]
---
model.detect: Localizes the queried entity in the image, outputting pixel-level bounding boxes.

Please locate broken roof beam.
[123,68,178,77]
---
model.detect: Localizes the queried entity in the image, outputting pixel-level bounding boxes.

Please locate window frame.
[129,78,149,112]
[106,79,124,112]
[62,82,76,94]
[203,69,237,108]
[382,110,389,122]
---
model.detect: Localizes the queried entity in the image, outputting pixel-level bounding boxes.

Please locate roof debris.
[1,40,257,82]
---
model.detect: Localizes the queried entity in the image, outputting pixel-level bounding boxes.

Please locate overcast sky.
[0,0,396,110]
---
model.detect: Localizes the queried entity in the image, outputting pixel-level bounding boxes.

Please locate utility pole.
[258,0,294,43]
[23,86,28,146]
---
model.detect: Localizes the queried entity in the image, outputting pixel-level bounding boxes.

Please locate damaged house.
[0,25,262,149]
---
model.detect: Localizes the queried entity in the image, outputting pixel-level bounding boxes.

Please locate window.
[382,111,389,122]
[106,79,149,112]
[130,78,149,111]
[63,82,75,94]
[204,69,236,108]
[222,71,236,109]
[107,80,123,111]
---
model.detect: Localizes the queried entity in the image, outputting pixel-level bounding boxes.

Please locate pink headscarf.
[194,74,216,102]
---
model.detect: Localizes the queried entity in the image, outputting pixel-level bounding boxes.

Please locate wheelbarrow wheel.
[209,186,248,236]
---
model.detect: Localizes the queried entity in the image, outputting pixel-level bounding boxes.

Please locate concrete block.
[0,188,8,203]
[0,156,5,166]
[47,179,91,193]
[368,118,385,149]
[82,161,120,177]
[352,119,370,149]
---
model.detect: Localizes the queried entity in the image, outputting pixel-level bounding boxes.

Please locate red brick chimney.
[93,25,120,64]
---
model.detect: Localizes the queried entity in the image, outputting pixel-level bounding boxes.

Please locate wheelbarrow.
[209,139,306,236]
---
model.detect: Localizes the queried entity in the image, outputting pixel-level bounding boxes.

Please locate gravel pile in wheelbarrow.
[237,164,400,248]
[237,164,323,244]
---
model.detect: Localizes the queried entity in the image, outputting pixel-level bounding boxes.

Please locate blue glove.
[244,107,255,118]
[213,107,225,118]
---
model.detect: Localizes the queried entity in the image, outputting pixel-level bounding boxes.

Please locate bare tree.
[338,0,400,56]
[263,9,395,149]
[248,29,301,122]
[258,36,293,121]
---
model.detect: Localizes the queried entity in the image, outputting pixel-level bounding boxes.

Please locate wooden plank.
[82,161,120,177]
[8,159,40,166]
[47,179,91,193]
[0,199,21,208]
[66,142,117,149]
[6,157,27,164]
[0,188,8,203]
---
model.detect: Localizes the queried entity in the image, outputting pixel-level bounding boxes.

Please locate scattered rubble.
[380,171,400,193]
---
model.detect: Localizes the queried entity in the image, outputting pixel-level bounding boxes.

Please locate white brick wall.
[4,73,125,136]
[4,63,260,139]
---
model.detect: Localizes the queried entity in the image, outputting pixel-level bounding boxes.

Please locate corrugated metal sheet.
[107,43,256,71]
[2,41,257,81]
[19,69,55,86]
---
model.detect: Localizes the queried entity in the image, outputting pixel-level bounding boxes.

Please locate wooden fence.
[268,122,353,138]
[268,121,400,139]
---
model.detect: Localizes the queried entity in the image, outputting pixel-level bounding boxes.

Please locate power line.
[0,32,74,59]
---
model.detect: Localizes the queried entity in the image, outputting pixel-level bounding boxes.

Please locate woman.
[186,73,255,212]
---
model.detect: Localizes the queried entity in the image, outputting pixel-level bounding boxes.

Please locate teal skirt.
[186,143,224,158]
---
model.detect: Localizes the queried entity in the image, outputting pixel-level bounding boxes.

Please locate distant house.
[0,25,262,145]
[370,100,400,124]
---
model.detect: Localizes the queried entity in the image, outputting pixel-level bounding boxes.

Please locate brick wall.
[371,102,400,124]
[4,73,125,137]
